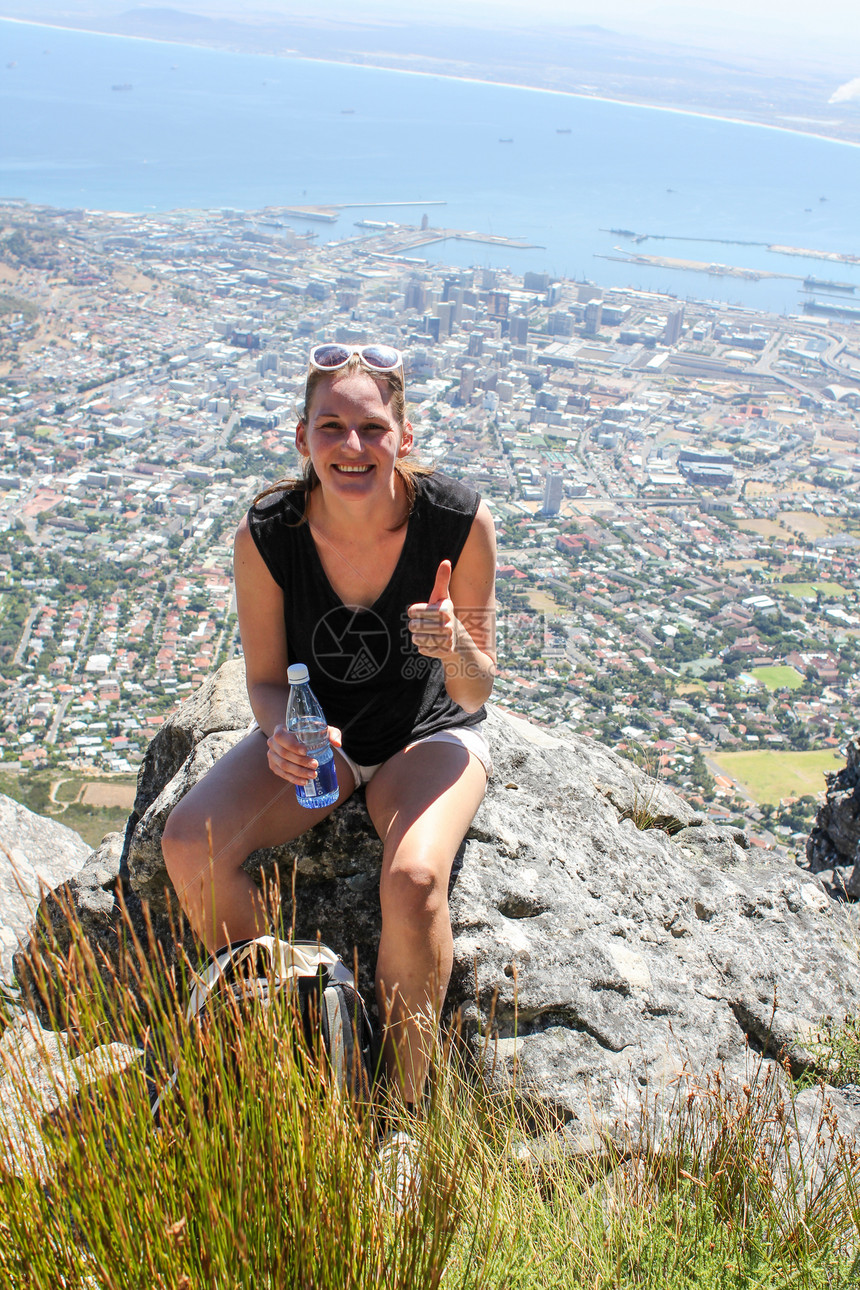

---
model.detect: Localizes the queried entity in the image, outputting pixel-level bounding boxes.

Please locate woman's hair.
[253,353,432,523]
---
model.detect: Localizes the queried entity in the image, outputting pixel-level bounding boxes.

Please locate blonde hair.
[253,353,432,524]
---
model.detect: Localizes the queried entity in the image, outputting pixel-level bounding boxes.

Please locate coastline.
[2,14,858,153]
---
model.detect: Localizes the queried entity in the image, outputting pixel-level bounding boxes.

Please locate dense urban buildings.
[1,201,858,852]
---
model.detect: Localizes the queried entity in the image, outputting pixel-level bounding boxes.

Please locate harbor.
[270,204,543,252]
[599,229,860,283]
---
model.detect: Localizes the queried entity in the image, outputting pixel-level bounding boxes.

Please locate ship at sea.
[803,276,856,294]
[112,83,133,91]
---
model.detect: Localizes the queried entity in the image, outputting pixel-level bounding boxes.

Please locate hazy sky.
[9,0,860,64]
[357,0,859,59]
[215,0,860,63]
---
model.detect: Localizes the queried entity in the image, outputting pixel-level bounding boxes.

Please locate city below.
[0,200,858,855]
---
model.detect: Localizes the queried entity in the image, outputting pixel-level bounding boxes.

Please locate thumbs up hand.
[407,559,458,659]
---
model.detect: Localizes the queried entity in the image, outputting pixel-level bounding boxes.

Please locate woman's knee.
[380,849,450,926]
[161,795,221,880]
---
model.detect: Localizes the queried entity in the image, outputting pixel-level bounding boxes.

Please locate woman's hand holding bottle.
[267,723,342,787]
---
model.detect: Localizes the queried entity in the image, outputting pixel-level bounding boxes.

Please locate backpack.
[151,937,376,1120]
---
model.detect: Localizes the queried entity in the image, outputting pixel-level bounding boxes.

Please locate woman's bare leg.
[364,740,487,1105]
[161,730,355,951]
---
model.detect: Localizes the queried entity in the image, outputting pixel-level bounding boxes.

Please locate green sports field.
[749,665,803,691]
[710,749,843,805]
[772,581,848,599]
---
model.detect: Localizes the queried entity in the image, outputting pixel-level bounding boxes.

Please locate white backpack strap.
[183,938,353,1022]
[154,938,359,1121]
[184,943,242,1021]
[274,939,354,986]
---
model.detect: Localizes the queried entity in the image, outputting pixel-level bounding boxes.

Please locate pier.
[601,229,768,249]
[348,223,544,253]
[771,244,860,267]
[595,251,803,282]
[398,228,544,251]
[277,200,448,223]
[274,205,541,252]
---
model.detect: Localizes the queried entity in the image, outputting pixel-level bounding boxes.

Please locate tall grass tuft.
[808,1014,860,1089]
[1,897,860,1288]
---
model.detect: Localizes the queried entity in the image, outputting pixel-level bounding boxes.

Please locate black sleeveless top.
[246,472,486,764]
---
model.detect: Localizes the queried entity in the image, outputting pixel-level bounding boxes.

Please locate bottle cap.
[287,663,309,685]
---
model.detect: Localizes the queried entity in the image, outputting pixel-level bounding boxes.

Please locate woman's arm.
[234,517,341,785]
[234,516,291,736]
[407,500,497,713]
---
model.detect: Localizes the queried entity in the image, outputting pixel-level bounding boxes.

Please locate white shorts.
[339,723,493,790]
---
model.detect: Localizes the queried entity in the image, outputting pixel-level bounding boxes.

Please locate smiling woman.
[161,343,497,1123]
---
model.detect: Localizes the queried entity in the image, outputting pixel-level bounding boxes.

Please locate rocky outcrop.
[806,737,860,898]
[17,662,860,1149]
[0,793,89,981]
[0,1011,139,1179]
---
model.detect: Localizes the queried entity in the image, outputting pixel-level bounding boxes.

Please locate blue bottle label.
[297,743,338,807]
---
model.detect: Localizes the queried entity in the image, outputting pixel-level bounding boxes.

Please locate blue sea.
[2,17,859,313]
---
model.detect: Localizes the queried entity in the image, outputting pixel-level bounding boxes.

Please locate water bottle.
[286,663,339,809]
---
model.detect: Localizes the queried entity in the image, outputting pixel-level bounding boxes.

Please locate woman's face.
[296,370,413,500]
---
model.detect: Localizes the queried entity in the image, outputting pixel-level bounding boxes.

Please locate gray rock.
[807,737,860,896]
[0,792,89,982]
[16,664,860,1150]
[0,1011,139,1179]
[15,662,255,987]
[133,657,254,820]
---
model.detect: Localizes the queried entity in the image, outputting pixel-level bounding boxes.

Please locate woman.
[161,342,497,1109]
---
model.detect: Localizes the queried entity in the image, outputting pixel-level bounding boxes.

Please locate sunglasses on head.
[308,343,403,374]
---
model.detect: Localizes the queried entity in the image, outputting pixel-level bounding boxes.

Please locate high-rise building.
[509,315,529,345]
[542,473,564,515]
[548,310,575,337]
[487,291,510,320]
[523,271,550,292]
[442,276,459,302]
[459,364,476,404]
[663,306,685,345]
[584,300,603,335]
[467,330,484,357]
[435,300,455,336]
[404,278,427,312]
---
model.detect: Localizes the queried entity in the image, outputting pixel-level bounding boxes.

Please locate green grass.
[807,1015,860,1089]
[59,801,132,848]
[772,581,849,600]
[749,665,804,692]
[709,749,843,806]
[53,777,83,804]
[2,906,859,1287]
[0,770,135,849]
[0,292,38,322]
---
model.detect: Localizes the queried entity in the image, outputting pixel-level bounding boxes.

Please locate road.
[46,696,71,746]
[11,606,40,667]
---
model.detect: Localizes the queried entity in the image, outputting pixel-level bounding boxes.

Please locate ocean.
[2,17,860,314]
